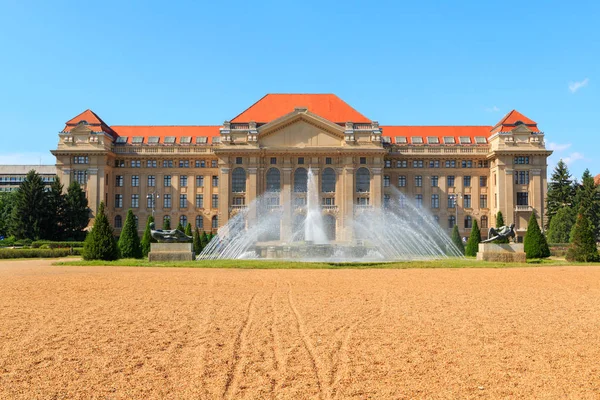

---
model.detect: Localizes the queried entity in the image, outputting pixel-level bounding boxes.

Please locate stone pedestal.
[476,243,526,263]
[149,243,194,262]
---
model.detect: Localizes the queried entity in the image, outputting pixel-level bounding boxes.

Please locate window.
[232,197,245,206]
[197,160,206,168]
[180,215,187,227]
[179,160,189,168]
[398,176,406,187]
[211,160,217,168]
[298,157,304,165]
[294,168,308,192]
[384,175,390,187]
[448,215,456,229]
[179,175,187,187]
[431,176,438,187]
[415,176,422,187]
[480,176,487,187]
[434,215,440,224]
[196,215,203,229]
[477,160,490,168]
[322,197,335,206]
[443,137,455,144]
[116,175,124,187]
[463,176,471,187]
[517,192,529,206]
[445,160,456,168]
[415,194,423,208]
[131,194,139,208]
[148,175,155,187]
[464,194,471,208]
[516,171,530,185]
[397,160,408,168]
[196,137,208,144]
[212,176,218,187]
[73,156,89,164]
[356,167,370,192]
[431,194,439,209]
[326,157,332,165]
[480,195,488,208]
[448,195,456,208]
[383,194,391,208]
[131,175,139,187]
[148,137,160,145]
[115,215,122,228]
[131,160,141,168]
[131,136,143,144]
[359,157,367,165]
[73,170,87,185]
[356,197,369,205]
[399,194,406,209]
[385,160,391,168]
[212,215,218,229]
[196,175,204,187]
[236,157,243,165]
[163,160,173,168]
[147,196,154,209]
[395,136,407,144]
[413,160,424,168]
[232,168,246,193]
[212,194,219,208]
[461,160,472,168]
[464,215,472,229]
[115,160,125,168]
[196,194,204,208]
[180,194,187,208]
[459,137,471,144]
[270,157,277,165]
[514,156,530,164]
[115,194,123,208]
[164,137,176,145]
[266,168,281,192]
[179,136,191,144]
[481,216,488,229]
[427,137,439,144]
[164,175,171,187]
[115,137,128,144]
[163,194,172,208]
[322,168,336,193]
[447,176,455,187]
[429,160,440,168]
[475,137,487,144]
[411,136,423,144]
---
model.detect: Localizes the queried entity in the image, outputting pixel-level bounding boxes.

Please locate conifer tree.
[465,219,481,257]
[63,181,90,240]
[163,217,171,230]
[566,209,600,262]
[176,222,185,232]
[43,177,66,240]
[547,207,575,244]
[10,170,48,240]
[193,227,202,256]
[185,222,192,237]
[141,215,155,257]
[200,231,209,248]
[524,213,550,259]
[572,169,600,240]
[451,225,465,255]
[0,192,16,238]
[495,211,509,244]
[82,202,119,260]
[118,209,143,259]
[546,160,576,229]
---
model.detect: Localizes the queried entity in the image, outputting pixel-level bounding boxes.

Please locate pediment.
[258,111,345,148]
[68,124,95,134]
[511,124,534,134]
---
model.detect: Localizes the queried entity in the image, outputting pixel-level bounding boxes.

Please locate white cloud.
[547,142,572,152]
[569,78,589,93]
[0,152,55,165]
[484,105,500,112]
[562,152,585,165]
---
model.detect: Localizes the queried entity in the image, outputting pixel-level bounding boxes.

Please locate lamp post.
[147,191,160,217]
[451,192,462,230]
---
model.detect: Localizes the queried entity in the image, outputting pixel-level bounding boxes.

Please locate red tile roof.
[595,174,600,185]
[230,94,371,124]
[63,109,114,134]
[492,110,539,133]
[381,126,492,144]
[110,126,220,143]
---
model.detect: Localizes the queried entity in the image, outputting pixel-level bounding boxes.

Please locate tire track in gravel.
[287,281,327,400]
[222,292,257,400]
[269,291,287,396]
[191,277,215,398]
[330,290,388,399]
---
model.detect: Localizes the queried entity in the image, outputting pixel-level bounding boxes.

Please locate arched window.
[448,215,456,229]
[196,215,203,229]
[180,215,188,227]
[356,167,370,192]
[163,215,171,229]
[266,168,281,192]
[322,168,336,193]
[114,215,122,228]
[324,214,336,241]
[232,167,246,193]
[481,215,488,229]
[294,168,308,192]
[464,215,472,229]
[212,215,218,229]
[515,120,524,126]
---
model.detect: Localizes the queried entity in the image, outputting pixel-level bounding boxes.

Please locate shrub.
[82,202,120,261]
[118,210,143,259]
[566,210,600,262]
[451,225,465,255]
[465,220,481,257]
[185,223,192,237]
[141,215,155,258]
[31,241,85,249]
[193,227,202,256]
[547,207,575,244]
[0,248,71,259]
[495,211,509,244]
[524,213,551,259]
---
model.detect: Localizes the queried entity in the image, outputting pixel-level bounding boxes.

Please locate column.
[371,167,382,208]
[218,167,230,228]
[281,167,293,242]
[247,167,258,224]
[342,167,355,242]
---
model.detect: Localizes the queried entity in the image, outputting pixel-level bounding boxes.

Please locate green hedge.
[0,248,72,259]
[31,241,85,249]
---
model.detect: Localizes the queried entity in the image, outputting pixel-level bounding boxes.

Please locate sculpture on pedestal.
[482,223,516,243]
[150,222,192,243]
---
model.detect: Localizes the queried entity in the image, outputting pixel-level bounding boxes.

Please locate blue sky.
[0,0,597,179]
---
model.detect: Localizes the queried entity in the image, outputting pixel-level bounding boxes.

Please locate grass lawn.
[51,257,591,269]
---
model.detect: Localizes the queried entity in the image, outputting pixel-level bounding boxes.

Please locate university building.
[51,94,552,241]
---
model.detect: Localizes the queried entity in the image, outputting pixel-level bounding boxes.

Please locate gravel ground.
[1,260,599,399]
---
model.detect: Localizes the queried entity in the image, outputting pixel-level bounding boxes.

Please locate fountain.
[198,167,463,261]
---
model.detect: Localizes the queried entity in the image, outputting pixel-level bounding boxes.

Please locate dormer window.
[443,136,455,144]
[381,136,391,144]
[148,136,159,144]
[515,121,524,126]
[115,136,128,144]
[78,120,88,126]
[212,137,221,144]
[475,136,487,144]
[395,136,407,144]
[411,136,423,144]
[131,136,144,144]
[196,136,208,144]
[459,137,471,144]
[427,136,439,144]
[180,136,192,144]
[164,136,176,145]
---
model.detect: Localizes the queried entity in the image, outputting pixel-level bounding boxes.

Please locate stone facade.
[50,95,552,242]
